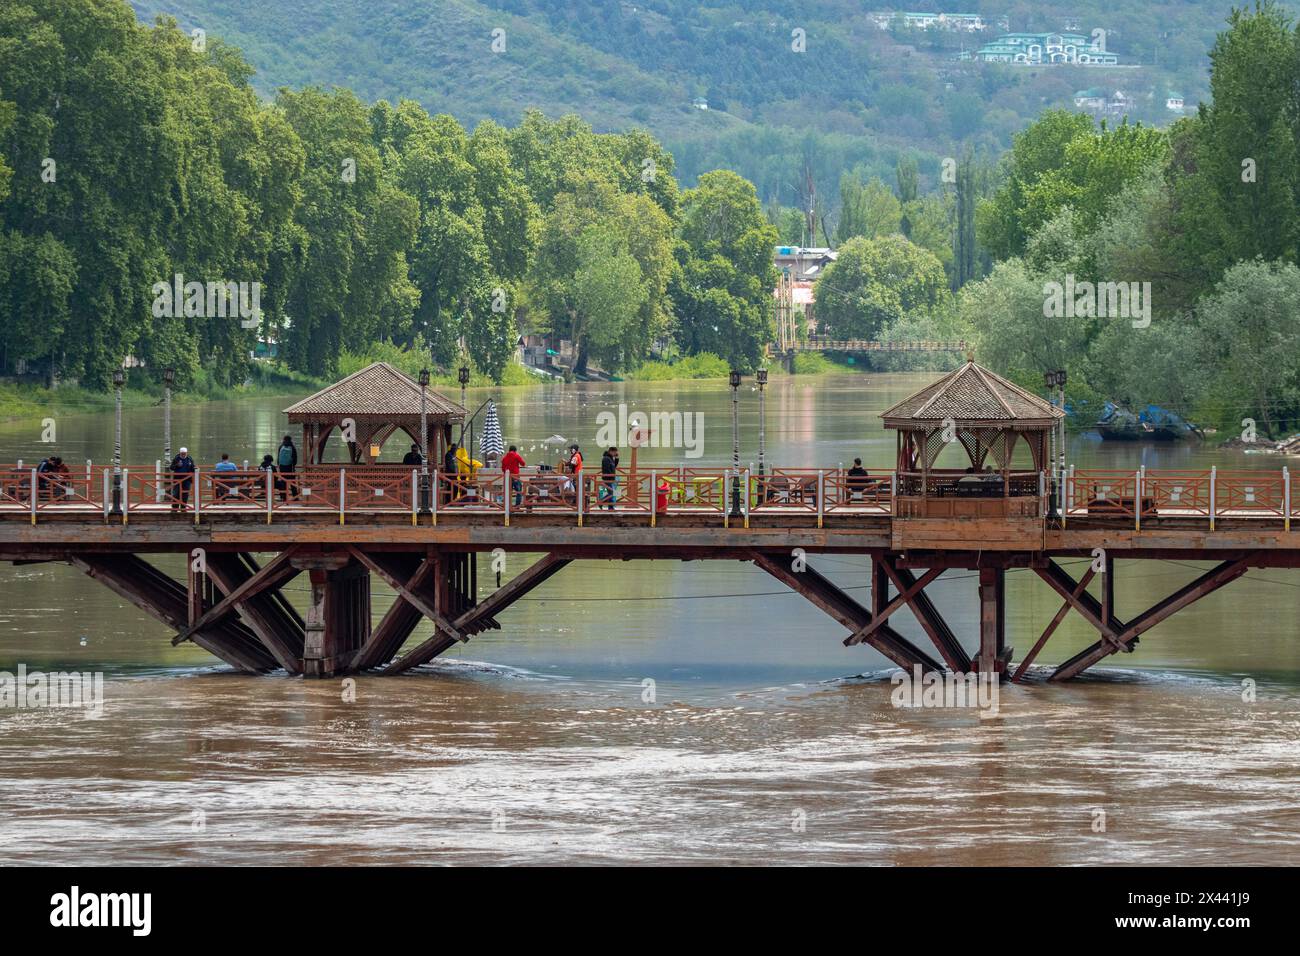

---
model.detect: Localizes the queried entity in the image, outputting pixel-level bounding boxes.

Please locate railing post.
[155,460,163,503]
[577,472,584,527]
[122,467,130,524]
[411,470,419,527]
[723,469,731,529]
[650,470,657,528]
[1060,466,1068,527]
[1209,466,1217,531]
[1038,470,1045,518]
[267,468,273,524]
[1285,467,1291,532]
[743,468,751,529]
[504,471,511,527]
[889,470,896,516]
[431,469,439,526]
[192,467,200,525]
[815,470,825,528]
[29,468,36,525]
[102,468,110,519]
[1135,467,1143,531]
[339,467,346,525]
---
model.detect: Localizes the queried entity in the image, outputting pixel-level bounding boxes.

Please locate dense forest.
[0,0,778,388]
[124,0,1272,216]
[4,0,1300,440]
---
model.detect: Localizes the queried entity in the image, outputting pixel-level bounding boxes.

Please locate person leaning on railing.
[501,445,525,507]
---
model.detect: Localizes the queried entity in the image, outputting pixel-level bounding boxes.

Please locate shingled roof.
[284,362,465,422]
[881,360,1062,428]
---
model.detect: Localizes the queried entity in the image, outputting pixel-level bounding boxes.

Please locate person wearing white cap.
[170,446,196,512]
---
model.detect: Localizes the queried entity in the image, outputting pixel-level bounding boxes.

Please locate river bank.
[0,351,869,423]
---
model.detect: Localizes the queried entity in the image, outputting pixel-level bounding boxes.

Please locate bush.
[627,352,731,380]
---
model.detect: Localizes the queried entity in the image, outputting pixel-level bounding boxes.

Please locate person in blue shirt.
[214,453,238,499]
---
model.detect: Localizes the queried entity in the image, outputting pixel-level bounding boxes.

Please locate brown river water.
[1,373,1298,865]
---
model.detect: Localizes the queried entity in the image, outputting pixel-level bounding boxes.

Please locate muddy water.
[1,373,1298,865]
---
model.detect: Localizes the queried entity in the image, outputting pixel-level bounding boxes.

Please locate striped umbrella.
[479,400,505,463]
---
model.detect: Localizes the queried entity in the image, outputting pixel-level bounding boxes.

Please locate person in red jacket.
[501,445,525,507]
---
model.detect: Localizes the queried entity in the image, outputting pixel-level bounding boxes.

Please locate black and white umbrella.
[479,400,505,462]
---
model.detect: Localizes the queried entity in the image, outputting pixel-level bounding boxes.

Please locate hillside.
[129,0,1284,202]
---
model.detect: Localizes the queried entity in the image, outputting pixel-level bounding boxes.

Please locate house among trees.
[961,32,1120,66]
[869,12,988,32]
[1073,87,1135,119]
[1166,91,1185,112]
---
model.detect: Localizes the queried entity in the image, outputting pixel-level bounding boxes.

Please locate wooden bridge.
[0,460,1294,683]
[785,337,971,353]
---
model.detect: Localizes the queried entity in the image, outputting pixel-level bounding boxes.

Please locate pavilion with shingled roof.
[284,362,465,465]
[880,358,1063,518]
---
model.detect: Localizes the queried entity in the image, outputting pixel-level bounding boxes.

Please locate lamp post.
[756,368,768,479]
[111,368,125,515]
[1056,368,1068,475]
[418,368,431,513]
[729,369,743,517]
[458,364,471,450]
[162,367,175,467]
[1045,368,1067,494]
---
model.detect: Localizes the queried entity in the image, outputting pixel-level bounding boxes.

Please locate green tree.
[672,169,777,370]
[814,235,947,340]
[1172,2,1299,284]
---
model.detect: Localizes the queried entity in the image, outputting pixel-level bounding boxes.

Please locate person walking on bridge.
[600,446,619,510]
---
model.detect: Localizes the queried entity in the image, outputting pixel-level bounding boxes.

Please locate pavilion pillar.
[299,556,371,677]
[975,566,1009,676]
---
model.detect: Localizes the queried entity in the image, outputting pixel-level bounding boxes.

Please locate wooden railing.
[1,463,1298,528]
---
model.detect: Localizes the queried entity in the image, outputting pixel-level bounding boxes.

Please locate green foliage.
[626,352,731,381]
[814,235,948,340]
[977,111,1167,261]
[671,170,778,372]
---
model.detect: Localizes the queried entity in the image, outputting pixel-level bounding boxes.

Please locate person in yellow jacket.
[455,445,483,477]
[454,444,483,500]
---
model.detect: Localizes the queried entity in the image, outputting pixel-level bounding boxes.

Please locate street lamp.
[418,368,431,513]
[162,367,175,467]
[729,369,743,517]
[458,364,471,450]
[111,368,125,515]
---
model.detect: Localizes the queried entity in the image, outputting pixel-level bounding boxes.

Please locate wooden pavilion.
[284,362,466,465]
[881,358,1062,518]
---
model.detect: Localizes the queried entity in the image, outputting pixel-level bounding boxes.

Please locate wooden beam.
[1051,557,1252,681]
[382,552,572,675]
[1011,566,1095,682]
[350,553,439,671]
[204,552,306,673]
[346,546,464,646]
[70,554,276,673]
[749,552,943,673]
[173,548,300,646]
[1033,560,1123,643]
[874,555,972,672]
[843,564,943,645]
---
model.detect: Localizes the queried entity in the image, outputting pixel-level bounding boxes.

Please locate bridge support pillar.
[300,558,371,678]
[975,566,1010,676]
